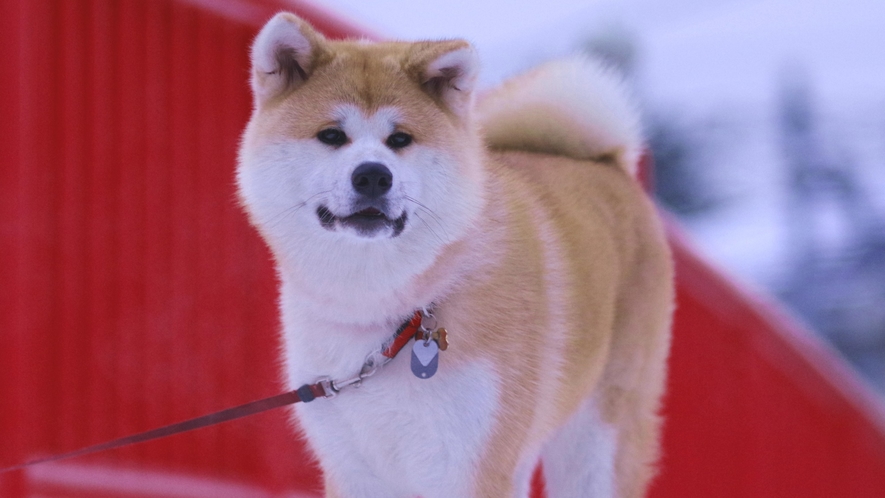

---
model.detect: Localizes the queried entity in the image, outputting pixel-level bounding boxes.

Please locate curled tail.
[477,57,642,176]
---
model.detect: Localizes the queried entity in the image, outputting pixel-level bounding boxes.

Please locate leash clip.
[359,351,385,379]
[419,306,438,345]
[331,375,362,392]
[329,350,388,393]
[318,378,338,398]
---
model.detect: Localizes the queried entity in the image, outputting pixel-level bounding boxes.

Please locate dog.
[236,12,673,498]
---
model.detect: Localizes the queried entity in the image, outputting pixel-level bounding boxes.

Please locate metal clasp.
[318,378,337,398]
[359,352,382,379]
[419,306,438,345]
[327,350,388,394]
[331,375,362,392]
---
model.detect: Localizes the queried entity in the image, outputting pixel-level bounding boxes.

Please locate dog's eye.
[386,132,413,150]
[317,128,347,146]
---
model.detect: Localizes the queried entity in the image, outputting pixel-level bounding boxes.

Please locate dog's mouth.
[317,205,407,238]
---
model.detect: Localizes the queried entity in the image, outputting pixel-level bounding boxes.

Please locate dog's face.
[237,14,486,307]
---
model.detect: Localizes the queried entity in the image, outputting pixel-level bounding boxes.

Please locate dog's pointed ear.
[412,41,479,117]
[250,13,325,105]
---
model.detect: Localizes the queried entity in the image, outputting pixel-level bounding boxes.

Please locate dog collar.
[296,306,448,402]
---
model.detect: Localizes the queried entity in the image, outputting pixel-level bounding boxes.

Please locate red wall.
[652,225,885,497]
[2,1,884,496]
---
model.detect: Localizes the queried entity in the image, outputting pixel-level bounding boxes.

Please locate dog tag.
[431,328,448,351]
[411,340,439,379]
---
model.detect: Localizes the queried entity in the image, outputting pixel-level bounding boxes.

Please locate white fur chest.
[284,314,499,498]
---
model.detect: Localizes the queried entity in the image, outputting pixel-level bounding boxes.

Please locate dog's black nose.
[351,162,393,198]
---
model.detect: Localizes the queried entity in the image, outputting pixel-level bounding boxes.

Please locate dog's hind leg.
[540,396,618,498]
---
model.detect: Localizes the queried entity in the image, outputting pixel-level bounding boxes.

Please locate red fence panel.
[1,1,884,497]
[651,225,885,497]
[0,0,317,494]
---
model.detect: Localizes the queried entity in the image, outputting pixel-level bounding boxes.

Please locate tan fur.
[420,152,673,496]
[240,13,673,497]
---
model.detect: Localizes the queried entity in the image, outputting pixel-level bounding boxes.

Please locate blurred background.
[317,0,885,395]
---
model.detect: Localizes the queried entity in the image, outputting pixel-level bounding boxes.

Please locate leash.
[1,310,432,474]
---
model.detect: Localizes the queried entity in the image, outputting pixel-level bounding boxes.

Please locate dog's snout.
[351,162,393,198]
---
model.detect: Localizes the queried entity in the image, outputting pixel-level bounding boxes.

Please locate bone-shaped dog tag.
[411,340,439,379]
[431,328,448,351]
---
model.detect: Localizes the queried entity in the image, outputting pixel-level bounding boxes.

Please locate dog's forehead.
[333,105,400,134]
[313,42,424,110]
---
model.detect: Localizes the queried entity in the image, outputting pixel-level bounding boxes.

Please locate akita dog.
[237,12,673,498]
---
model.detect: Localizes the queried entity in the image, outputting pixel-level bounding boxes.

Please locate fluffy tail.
[476,57,642,176]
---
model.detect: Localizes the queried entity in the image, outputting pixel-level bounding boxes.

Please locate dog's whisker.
[405,196,451,240]
[266,190,332,229]
[266,203,304,229]
[413,210,446,246]
[416,209,450,242]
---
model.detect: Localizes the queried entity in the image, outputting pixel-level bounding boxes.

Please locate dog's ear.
[410,40,479,117]
[250,13,325,105]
